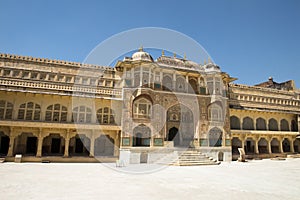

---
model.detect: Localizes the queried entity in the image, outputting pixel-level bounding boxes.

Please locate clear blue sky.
[0,0,299,87]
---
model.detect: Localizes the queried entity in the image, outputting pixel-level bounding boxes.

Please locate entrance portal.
[26,137,37,155]
[0,134,9,156]
[168,127,180,146]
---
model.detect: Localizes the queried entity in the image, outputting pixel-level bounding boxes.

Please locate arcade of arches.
[0,128,119,160]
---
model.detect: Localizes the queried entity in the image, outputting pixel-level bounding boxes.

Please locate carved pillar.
[268,138,272,154]
[279,137,283,153]
[36,129,43,157]
[89,130,95,157]
[254,138,259,154]
[7,127,16,157]
[64,130,70,157]
[290,138,295,153]
[241,137,245,151]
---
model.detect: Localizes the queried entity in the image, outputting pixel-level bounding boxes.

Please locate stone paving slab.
[0,158,300,200]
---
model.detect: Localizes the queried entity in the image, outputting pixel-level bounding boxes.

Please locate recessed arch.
[280,119,289,131]
[268,118,278,131]
[242,117,254,130]
[230,116,240,130]
[45,104,68,122]
[0,100,13,120]
[133,125,151,147]
[256,118,266,130]
[18,102,41,121]
[208,127,222,147]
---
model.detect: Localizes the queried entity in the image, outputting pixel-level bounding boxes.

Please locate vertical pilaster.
[279,137,283,153]
[7,127,15,157]
[89,130,95,157]
[290,138,295,153]
[36,128,43,157]
[64,130,70,157]
[268,138,272,154]
[254,139,259,154]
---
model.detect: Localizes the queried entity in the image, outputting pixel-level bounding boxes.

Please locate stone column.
[89,131,95,157]
[64,130,70,157]
[7,135,16,157]
[290,138,295,153]
[36,129,43,157]
[279,138,283,153]
[241,138,245,151]
[268,138,272,154]
[254,139,259,154]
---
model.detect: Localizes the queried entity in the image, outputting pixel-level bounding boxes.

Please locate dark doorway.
[75,138,84,153]
[26,137,37,155]
[168,127,180,146]
[51,138,61,154]
[135,133,142,146]
[0,136,9,156]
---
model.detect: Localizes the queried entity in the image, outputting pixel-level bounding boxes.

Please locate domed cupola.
[132,47,154,62]
[204,61,221,73]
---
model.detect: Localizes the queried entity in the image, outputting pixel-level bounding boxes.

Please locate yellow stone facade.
[0,51,299,163]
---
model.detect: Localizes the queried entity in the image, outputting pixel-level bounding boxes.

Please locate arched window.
[133,98,152,119]
[256,118,266,130]
[280,119,289,131]
[176,76,186,92]
[230,116,240,130]
[291,120,298,131]
[208,127,222,147]
[72,106,92,123]
[0,100,13,120]
[97,107,115,124]
[188,78,198,94]
[208,103,222,122]
[17,102,41,121]
[242,117,254,130]
[45,104,67,122]
[268,118,278,131]
[162,75,172,91]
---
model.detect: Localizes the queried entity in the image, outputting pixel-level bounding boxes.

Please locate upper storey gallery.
[0,49,235,98]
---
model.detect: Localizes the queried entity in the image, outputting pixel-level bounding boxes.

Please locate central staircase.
[156,148,220,166]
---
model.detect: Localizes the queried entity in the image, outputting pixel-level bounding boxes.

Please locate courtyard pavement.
[0,158,300,200]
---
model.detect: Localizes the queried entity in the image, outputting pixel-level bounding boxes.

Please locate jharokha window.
[18,102,41,121]
[0,100,13,120]
[208,103,223,122]
[45,104,68,122]
[97,107,115,124]
[133,98,152,119]
[72,106,92,123]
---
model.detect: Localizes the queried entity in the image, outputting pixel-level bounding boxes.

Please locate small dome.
[132,48,153,62]
[204,63,221,72]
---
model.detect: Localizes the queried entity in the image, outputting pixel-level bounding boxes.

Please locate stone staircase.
[155,148,220,166]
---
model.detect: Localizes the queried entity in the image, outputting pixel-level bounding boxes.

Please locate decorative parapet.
[0,53,114,72]
[0,79,122,96]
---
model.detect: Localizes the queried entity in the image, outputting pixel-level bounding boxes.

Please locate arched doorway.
[245,138,255,154]
[258,138,268,154]
[42,134,65,156]
[218,152,224,161]
[232,137,242,155]
[168,127,180,146]
[294,139,300,153]
[0,132,9,156]
[166,104,194,147]
[282,138,290,152]
[94,135,114,156]
[208,127,222,147]
[15,133,38,156]
[133,125,151,147]
[69,134,90,156]
[271,138,280,153]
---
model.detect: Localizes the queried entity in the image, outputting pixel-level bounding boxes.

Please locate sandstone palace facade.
[0,49,299,163]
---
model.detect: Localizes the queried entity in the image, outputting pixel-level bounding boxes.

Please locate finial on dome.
[184,53,186,60]
[162,50,165,56]
[208,57,211,64]
[204,59,207,65]
[173,52,176,58]
[138,45,143,52]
